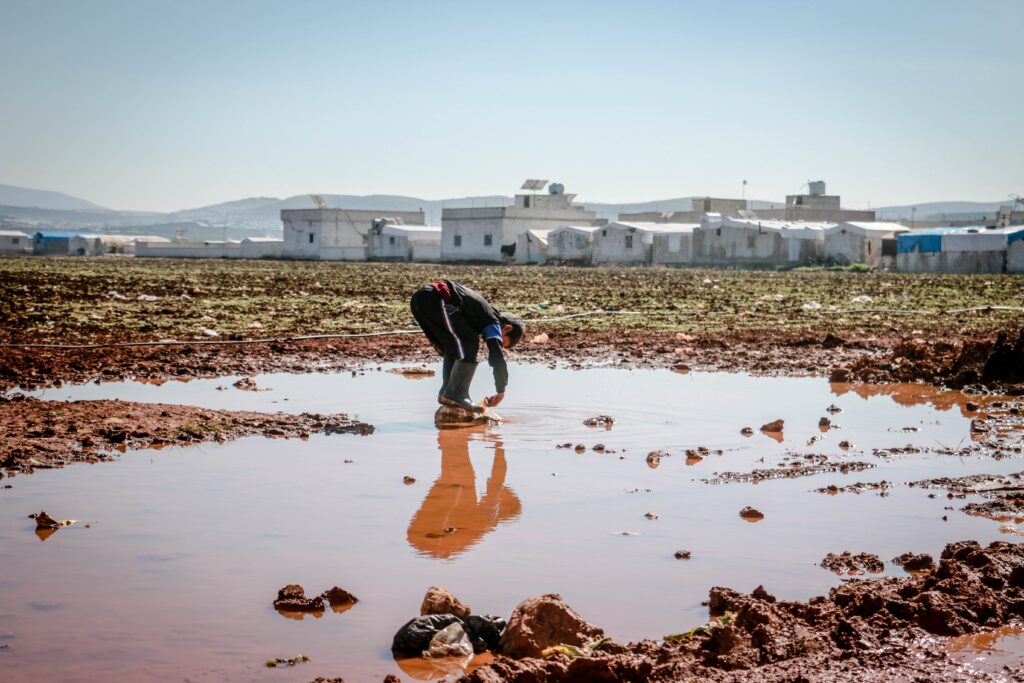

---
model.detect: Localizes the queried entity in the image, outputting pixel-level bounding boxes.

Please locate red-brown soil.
[460,541,1024,682]
[0,395,373,475]
[4,328,1023,397]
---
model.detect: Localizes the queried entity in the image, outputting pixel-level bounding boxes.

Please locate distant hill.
[0,183,108,211]
[4,180,1016,234]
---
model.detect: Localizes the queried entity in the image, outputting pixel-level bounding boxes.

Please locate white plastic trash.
[424,622,473,658]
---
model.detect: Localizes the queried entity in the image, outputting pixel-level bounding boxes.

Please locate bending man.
[410,279,524,412]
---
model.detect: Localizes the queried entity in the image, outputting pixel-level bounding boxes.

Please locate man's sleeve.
[486,337,508,393]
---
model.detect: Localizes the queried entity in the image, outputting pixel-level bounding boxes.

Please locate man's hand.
[484,392,505,407]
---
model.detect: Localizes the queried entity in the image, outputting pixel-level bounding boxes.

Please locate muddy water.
[4,364,1023,681]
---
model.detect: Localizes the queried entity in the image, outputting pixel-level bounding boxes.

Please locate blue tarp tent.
[896,227,968,254]
[33,231,77,255]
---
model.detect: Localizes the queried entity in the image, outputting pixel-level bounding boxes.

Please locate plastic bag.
[425,622,473,658]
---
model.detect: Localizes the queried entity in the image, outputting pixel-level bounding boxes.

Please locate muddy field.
[2,256,1024,394]
[3,256,1024,682]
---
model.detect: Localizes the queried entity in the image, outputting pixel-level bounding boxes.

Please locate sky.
[0,0,1021,212]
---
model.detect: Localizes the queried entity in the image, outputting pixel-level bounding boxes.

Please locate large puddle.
[3,364,1023,681]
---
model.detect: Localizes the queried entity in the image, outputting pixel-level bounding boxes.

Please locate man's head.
[499,316,525,349]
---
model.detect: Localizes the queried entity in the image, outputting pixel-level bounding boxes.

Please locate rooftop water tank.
[548,182,565,195]
[808,180,826,196]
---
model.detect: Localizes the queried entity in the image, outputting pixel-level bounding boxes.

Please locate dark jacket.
[436,280,509,393]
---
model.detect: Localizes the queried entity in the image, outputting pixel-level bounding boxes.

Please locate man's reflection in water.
[407,425,521,559]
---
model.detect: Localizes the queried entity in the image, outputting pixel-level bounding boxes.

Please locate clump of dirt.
[0,397,374,475]
[421,586,472,620]
[460,540,1024,682]
[759,419,784,433]
[231,377,266,391]
[816,481,891,495]
[704,460,874,485]
[583,415,615,428]
[321,586,358,609]
[498,594,604,659]
[273,585,324,613]
[738,507,764,521]
[891,552,935,572]
[820,552,884,575]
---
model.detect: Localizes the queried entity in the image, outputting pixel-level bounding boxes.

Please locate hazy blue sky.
[1,0,1021,211]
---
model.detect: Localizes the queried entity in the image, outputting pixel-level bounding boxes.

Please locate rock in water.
[498,593,604,658]
[273,584,324,612]
[434,406,498,428]
[421,586,472,620]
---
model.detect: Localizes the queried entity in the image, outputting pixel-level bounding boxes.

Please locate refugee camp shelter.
[547,226,601,263]
[515,229,551,264]
[368,222,442,261]
[33,231,77,255]
[240,237,285,259]
[651,224,700,265]
[591,222,693,265]
[136,240,243,259]
[280,207,426,260]
[1009,229,1024,274]
[825,222,909,267]
[692,216,831,267]
[441,181,603,262]
[0,230,32,253]
[897,226,1024,274]
[69,234,170,256]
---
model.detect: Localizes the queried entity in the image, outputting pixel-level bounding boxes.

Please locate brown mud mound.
[891,552,935,572]
[820,551,884,575]
[498,594,604,659]
[705,460,874,485]
[461,540,1024,683]
[832,329,1024,392]
[0,397,374,474]
[274,584,324,613]
[421,586,472,620]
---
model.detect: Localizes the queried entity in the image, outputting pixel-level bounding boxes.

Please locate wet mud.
[819,551,885,575]
[5,328,1024,400]
[0,396,373,474]
[832,329,1024,393]
[460,541,1024,683]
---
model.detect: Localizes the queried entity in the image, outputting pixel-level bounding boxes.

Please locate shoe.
[440,360,484,413]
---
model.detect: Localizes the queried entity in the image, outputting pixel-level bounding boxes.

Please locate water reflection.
[407,426,522,559]
[830,382,976,413]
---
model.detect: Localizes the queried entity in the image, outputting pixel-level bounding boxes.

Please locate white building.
[592,222,696,265]
[514,229,551,264]
[441,182,603,262]
[136,240,243,259]
[651,224,700,265]
[825,222,909,267]
[368,221,442,261]
[0,230,32,253]
[69,234,170,256]
[547,225,601,263]
[692,215,831,267]
[241,237,286,259]
[280,208,426,261]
